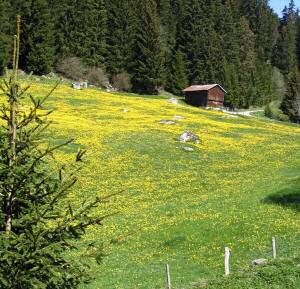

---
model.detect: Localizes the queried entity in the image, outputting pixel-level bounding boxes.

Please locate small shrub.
[87,67,109,88]
[264,101,289,122]
[112,73,132,91]
[56,57,87,80]
[275,109,290,122]
[264,103,272,118]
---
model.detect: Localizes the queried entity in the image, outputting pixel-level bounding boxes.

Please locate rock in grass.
[252,259,268,266]
[123,108,129,113]
[176,146,195,152]
[160,119,176,125]
[72,82,82,90]
[179,131,201,144]
[169,97,179,104]
[182,146,195,152]
[174,115,185,120]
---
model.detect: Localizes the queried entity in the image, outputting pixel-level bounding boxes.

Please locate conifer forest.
[0,0,300,110]
[0,0,300,107]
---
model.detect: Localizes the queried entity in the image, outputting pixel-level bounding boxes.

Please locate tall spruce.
[0,0,12,72]
[14,0,55,74]
[131,0,163,94]
[73,0,107,67]
[281,73,300,122]
[177,0,206,83]
[52,0,76,60]
[106,0,134,75]
[166,49,188,95]
[240,0,278,60]
[0,41,4,75]
[272,1,298,75]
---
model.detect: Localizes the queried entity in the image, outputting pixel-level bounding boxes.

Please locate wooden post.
[166,264,172,289]
[225,247,231,276]
[272,237,276,259]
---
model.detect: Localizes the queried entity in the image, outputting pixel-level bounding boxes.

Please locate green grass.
[28,83,300,289]
[251,110,266,118]
[192,257,300,289]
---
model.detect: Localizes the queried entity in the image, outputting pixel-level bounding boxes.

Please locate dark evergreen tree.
[237,16,257,107]
[14,0,55,74]
[281,73,300,122]
[106,0,135,75]
[272,1,298,75]
[296,12,300,70]
[0,41,4,75]
[240,0,278,60]
[52,0,76,60]
[0,0,12,71]
[74,0,107,67]
[131,0,164,94]
[177,0,208,83]
[166,49,188,95]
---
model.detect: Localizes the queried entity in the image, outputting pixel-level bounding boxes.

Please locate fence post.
[225,247,231,276]
[272,237,277,259]
[166,264,172,289]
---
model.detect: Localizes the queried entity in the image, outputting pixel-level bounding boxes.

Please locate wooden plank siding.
[207,86,225,107]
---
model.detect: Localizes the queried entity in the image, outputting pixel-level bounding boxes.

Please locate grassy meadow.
[28,82,300,289]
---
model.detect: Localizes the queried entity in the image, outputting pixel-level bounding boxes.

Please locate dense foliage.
[0,0,300,110]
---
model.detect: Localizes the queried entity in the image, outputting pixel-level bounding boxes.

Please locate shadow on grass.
[264,177,300,212]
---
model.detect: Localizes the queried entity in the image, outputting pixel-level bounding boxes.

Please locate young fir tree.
[281,73,300,122]
[0,17,116,288]
[131,0,164,94]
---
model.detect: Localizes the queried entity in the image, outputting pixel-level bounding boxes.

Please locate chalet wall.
[208,87,225,102]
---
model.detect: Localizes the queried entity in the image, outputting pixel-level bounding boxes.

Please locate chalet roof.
[183,84,227,93]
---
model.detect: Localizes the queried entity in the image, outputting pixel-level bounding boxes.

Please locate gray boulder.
[252,259,268,266]
[182,146,195,152]
[174,115,185,120]
[169,97,179,104]
[160,120,176,125]
[179,131,201,144]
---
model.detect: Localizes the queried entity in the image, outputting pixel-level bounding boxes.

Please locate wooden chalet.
[183,84,227,108]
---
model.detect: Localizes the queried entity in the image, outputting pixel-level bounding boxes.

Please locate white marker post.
[225,247,231,276]
[166,264,172,289]
[272,237,277,259]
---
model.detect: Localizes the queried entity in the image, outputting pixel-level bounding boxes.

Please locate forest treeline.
[0,0,300,110]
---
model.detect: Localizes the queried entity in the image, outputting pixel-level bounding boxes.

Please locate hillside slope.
[30,83,300,289]
[193,256,300,289]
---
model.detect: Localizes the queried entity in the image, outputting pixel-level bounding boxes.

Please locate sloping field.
[30,83,300,289]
